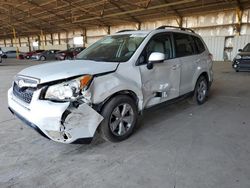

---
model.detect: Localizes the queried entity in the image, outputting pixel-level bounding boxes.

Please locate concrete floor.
[0,59,250,188]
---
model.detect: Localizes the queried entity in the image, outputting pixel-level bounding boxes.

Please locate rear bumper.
[8,88,103,144]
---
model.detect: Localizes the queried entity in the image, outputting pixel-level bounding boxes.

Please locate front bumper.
[232,59,250,71]
[8,88,103,144]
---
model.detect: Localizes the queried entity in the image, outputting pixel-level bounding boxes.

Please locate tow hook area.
[59,102,104,143]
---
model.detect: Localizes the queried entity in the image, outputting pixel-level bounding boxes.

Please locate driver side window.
[138,33,173,65]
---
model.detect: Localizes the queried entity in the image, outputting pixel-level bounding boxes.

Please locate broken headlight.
[44,75,92,101]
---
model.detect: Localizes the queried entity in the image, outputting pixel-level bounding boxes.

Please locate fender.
[89,72,144,110]
[192,68,210,91]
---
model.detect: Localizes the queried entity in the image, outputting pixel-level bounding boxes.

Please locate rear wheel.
[40,56,46,61]
[192,76,209,105]
[99,95,138,142]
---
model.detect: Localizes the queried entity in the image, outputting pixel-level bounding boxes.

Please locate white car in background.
[8,26,213,144]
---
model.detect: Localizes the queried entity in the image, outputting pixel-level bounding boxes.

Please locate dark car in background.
[233,43,250,72]
[23,50,45,59]
[31,49,60,61]
[55,47,85,60]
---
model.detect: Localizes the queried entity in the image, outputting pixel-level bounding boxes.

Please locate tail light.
[209,53,213,61]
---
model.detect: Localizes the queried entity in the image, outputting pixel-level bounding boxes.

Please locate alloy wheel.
[197,80,207,102]
[109,103,134,136]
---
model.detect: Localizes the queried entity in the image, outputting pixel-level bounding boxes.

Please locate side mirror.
[239,49,243,52]
[147,52,165,70]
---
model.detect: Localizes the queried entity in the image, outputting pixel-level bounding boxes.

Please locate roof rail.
[156,26,195,33]
[116,29,136,33]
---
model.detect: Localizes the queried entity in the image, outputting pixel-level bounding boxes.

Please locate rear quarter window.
[193,36,205,54]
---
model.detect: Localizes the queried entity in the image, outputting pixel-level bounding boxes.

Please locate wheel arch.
[93,90,139,113]
[200,72,209,83]
[193,71,210,91]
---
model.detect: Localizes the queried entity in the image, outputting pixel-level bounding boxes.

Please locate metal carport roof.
[0,0,250,38]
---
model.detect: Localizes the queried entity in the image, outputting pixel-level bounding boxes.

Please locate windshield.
[243,44,250,52]
[76,34,146,62]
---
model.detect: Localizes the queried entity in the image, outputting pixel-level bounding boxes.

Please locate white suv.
[8,26,213,144]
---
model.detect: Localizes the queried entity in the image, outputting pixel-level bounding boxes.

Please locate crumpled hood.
[18,60,118,84]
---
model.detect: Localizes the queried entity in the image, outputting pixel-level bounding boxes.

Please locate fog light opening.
[63,133,68,140]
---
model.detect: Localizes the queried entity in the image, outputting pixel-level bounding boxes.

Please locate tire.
[99,95,138,142]
[191,75,209,105]
[0,56,2,63]
[40,56,46,61]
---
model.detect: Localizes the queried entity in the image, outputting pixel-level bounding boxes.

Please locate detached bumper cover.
[8,89,104,144]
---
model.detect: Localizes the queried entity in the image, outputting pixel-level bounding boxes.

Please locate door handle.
[195,59,201,63]
[172,65,179,70]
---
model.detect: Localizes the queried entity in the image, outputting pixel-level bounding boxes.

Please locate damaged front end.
[46,102,104,144]
[8,75,104,144]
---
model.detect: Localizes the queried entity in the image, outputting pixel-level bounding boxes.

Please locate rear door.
[138,33,181,108]
[173,33,197,95]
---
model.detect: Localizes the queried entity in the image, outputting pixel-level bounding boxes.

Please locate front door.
[138,33,181,108]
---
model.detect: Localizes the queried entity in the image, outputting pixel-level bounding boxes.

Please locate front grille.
[13,83,36,104]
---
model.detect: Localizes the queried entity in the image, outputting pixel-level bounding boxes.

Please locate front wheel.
[99,95,138,142]
[0,56,2,63]
[192,76,209,105]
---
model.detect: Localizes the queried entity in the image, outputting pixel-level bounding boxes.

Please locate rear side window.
[174,33,195,57]
[193,36,205,54]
